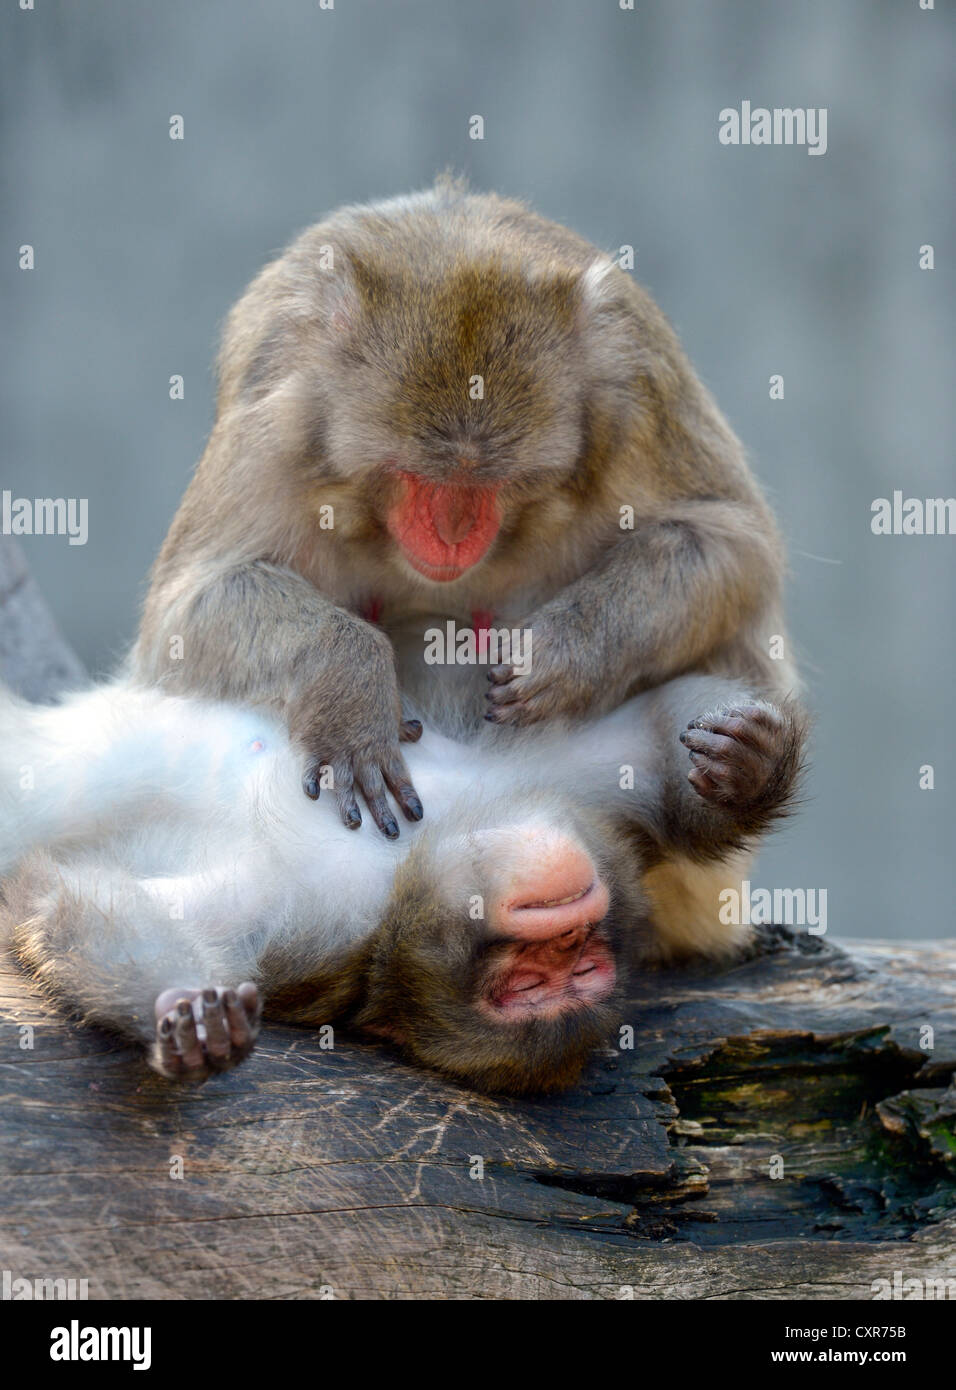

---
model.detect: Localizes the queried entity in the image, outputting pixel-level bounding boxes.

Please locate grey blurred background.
[1,0,953,939]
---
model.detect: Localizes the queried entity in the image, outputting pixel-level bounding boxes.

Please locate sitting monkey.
[1,675,804,1093]
[133,181,797,873]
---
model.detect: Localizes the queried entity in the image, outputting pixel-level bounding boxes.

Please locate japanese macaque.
[0,674,805,1094]
[133,179,797,876]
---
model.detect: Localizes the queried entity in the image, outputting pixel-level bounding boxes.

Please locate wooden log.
[1,928,954,1300]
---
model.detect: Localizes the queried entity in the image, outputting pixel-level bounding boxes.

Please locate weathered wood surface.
[1,535,954,1299]
[1,930,954,1300]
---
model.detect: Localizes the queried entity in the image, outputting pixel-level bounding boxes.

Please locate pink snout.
[489,824,611,940]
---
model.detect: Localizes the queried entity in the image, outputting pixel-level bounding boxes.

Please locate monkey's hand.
[484,605,606,727]
[289,622,424,837]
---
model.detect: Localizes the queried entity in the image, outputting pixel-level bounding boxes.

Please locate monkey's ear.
[574,254,655,407]
[579,254,618,309]
[297,251,357,339]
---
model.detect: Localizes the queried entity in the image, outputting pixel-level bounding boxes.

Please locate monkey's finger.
[173,999,205,1071]
[486,664,515,686]
[399,718,423,743]
[201,988,231,1062]
[687,750,735,776]
[355,767,400,839]
[688,766,723,799]
[223,986,259,1050]
[690,709,778,751]
[716,702,782,731]
[236,982,262,1027]
[485,691,544,726]
[302,760,327,801]
[383,757,424,823]
[680,728,739,760]
[485,681,525,708]
[156,1015,184,1075]
[332,765,363,830]
[485,702,527,726]
[688,760,741,802]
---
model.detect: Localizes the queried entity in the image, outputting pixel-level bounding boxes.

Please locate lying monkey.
[1,674,804,1093]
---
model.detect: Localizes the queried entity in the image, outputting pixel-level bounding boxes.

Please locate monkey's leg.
[677,687,805,851]
[135,558,423,836]
[6,851,262,1081]
[619,676,807,961]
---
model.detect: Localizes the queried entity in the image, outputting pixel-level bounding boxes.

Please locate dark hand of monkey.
[291,627,424,837]
[680,702,802,818]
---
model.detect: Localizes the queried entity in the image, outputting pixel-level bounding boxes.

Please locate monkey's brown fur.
[134,181,795,844]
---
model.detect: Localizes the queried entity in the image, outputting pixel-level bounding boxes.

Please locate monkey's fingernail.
[383,818,399,839]
[160,1017,173,1035]
[304,778,320,800]
[405,795,423,821]
[406,719,422,733]
[202,988,217,1004]
[345,809,362,829]
[679,731,688,743]
[484,711,499,723]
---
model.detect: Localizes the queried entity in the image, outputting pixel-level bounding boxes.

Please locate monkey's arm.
[487,498,782,725]
[135,558,423,836]
[614,675,808,863]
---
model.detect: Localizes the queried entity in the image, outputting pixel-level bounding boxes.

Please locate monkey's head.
[320,252,613,586]
[354,796,648,1094]
[226,191,647,587]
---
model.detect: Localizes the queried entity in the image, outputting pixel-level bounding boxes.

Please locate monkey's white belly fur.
[6,686,456,957]
[2,683,646,969]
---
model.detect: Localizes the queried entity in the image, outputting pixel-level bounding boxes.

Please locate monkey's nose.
[430,485,479,546]
[494,826,610,940]
[433,503,474,545]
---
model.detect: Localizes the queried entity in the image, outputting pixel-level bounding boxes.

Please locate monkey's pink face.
[385,470,502,582]
[473,822,616,1019]
[365,813,623,1093]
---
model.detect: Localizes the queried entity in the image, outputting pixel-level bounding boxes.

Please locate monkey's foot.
[150,983,262,1081]
[680,701,803,817]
